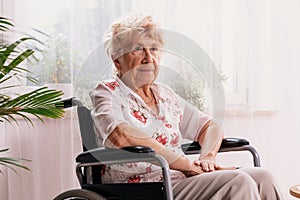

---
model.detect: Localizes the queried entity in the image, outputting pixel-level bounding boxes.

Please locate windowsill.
[225,110,278,117]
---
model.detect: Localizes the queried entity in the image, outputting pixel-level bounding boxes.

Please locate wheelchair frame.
[54,98,261,200]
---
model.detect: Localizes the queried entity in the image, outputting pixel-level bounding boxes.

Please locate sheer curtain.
[2,112,82,200]
[0,1,222,199]
[2,0,298,199]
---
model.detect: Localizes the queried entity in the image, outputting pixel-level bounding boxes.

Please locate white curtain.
[1,111,82,200]
[0,1,222,199]
[2,0,300,199]
[0,0,255,199]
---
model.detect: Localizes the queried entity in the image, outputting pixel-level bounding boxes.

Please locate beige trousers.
[172,168,283,200]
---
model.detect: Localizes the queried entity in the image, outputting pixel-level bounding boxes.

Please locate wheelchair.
[53,98,261,200]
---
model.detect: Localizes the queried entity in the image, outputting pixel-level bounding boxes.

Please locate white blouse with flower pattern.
[89,77,211,183]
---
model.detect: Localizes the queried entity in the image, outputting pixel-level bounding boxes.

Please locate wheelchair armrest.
[76,146,155,163]
[221,137,249,147]
[181,137,261,167]
[181,137,250,154]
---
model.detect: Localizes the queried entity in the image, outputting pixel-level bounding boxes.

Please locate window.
[5,0,269,109]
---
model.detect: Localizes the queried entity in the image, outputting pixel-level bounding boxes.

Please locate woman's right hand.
[182,161,205,177]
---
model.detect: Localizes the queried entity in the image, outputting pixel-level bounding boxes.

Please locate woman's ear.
[113,58,122,71]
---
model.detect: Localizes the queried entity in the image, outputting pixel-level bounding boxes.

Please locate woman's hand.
[169,156,204,177]
[194,154,237,172]
[194,154,217,172]
[181,162,205,177]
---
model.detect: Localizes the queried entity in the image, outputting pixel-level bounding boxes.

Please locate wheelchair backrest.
[77,106,98,152]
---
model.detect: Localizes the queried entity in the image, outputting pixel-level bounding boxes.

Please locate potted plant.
[0,16,65,172]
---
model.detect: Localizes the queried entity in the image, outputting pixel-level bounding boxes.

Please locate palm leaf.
[0,38,34,79]
[0,74,14,85]
[0,113,19,124]
[0,17,65,173]
[0,148,30,174]
[4,87,60,107]
[0,87,65,124]
[0,17,13,31]
[7,49,34,69]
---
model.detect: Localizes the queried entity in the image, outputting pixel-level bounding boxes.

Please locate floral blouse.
[89,77,210,183]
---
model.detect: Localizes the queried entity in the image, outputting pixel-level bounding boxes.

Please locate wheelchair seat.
[54,98,261,200]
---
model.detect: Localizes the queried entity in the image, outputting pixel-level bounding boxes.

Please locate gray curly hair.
[103,14,165,60]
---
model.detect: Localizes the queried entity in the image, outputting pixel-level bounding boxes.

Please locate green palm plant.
[0,16,65,173]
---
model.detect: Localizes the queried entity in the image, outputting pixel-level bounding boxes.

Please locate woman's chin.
[135,77,155,87]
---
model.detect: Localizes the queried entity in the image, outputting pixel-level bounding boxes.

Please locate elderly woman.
[89,14,282,200]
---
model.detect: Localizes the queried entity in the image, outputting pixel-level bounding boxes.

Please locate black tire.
[53,189,106,200]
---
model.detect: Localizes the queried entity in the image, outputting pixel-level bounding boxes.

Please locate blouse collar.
[114,75,160,104]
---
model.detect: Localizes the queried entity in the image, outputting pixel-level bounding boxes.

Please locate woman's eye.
[150,47,158,52]
[134,46,143,51]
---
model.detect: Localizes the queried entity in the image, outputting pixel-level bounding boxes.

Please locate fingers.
[193,159,238,172]
[215,166,237,170]
[193,160,215,172]
[193,160,201,166]
[193,161,237,172]
[201,162,215,172]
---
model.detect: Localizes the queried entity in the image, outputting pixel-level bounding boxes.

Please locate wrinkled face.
[113,36,162,89]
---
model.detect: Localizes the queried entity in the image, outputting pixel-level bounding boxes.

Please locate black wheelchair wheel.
[53,189,106,200]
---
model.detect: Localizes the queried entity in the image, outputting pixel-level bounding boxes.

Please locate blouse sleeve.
[178,95,211,141]
[89,83,128,146]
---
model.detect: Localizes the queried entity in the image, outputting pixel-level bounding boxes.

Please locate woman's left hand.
[193,155,217,172]
[194,155,238,172]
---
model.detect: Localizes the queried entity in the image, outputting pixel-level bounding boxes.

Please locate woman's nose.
[142,48,154,63]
